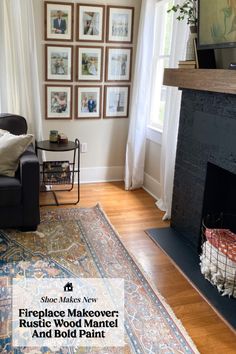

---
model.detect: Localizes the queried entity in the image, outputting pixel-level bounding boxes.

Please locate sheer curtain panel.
[125,0,158,190]
[125,0,188,221]
[0,0,42,138]
[156,18,188,220]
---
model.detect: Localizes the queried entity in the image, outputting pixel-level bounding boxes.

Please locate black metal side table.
[36,139,80,206]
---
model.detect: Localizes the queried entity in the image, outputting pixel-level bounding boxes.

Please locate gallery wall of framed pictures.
[44,1,134,120]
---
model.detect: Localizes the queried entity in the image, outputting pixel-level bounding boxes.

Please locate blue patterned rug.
[0,205,199,353]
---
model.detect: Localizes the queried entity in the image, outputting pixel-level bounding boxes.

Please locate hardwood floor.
[40,182,236,354]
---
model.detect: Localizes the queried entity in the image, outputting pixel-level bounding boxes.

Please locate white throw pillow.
[0,131,33,177]
[0,129,8,137]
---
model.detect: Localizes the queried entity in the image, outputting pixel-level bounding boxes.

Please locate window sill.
[146,126,162,145]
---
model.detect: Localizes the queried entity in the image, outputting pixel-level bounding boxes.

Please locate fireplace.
[171,89,236,253]
[147,85,236,330]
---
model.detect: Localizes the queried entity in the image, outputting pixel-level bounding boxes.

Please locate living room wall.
[144,140,161,199]
[34,0,141,183]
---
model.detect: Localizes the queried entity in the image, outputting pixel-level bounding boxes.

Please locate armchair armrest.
[19,145,40,228]
[19,145,39,169]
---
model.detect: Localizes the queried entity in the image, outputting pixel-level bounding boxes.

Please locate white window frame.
[146,125,163,144]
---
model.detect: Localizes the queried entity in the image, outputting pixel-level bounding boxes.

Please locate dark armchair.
[0,114,40,230]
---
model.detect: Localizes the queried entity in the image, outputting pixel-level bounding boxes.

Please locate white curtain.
[125,0,158,190]
[0,0,42,139]
[156,19,188,220]
[125,0,188,220]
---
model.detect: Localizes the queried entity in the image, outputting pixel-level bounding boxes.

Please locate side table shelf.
[36,139,80,206]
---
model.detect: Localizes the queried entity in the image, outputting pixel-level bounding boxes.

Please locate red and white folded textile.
[205,228,236,262]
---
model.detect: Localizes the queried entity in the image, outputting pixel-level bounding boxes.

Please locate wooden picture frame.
[76,46,103,82]
[104,85,130,118]
[106,6,134,43]
[45,45,73,81]
[45,1,74,41]
[77,4,105,42]
[45,85,72,119]
[198,0,236,49]
[76,85,102,119]
[105,47,132,82]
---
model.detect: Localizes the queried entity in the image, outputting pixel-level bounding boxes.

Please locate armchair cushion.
[0,130,33,177]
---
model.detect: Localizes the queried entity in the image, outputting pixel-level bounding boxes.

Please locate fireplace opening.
[201,162,236,234]
[200,162,236,298]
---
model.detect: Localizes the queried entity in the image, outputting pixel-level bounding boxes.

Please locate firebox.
[202,162,236,234]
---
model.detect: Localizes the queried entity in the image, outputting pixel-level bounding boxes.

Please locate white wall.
[35,0,141,183]
[144,139,161,200]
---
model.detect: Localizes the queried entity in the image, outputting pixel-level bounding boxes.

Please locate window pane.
[159,87,167,127]
[149,57,165,129]
[150,87,167,130]
[149,0,173,131]
[164,57,170,69]
[161,1,174,56]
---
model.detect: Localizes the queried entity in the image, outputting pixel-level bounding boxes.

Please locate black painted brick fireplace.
[147,87,236,330]
[171,89,236,252]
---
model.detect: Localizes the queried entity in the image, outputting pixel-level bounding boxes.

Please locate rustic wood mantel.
[163,69,236,95]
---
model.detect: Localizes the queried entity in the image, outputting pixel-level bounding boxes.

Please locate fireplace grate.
[200,213,236,298]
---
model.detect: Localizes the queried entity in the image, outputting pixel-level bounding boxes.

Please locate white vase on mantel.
[185,26,197,61]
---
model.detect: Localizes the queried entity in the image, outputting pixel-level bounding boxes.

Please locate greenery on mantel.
[167,0,197,27]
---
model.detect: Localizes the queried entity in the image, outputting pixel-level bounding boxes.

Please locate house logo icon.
[64,282,73,292]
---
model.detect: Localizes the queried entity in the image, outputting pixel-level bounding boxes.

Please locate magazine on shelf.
[43,160,71,184]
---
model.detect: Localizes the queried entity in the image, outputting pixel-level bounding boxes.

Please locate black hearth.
[146,88,236,331]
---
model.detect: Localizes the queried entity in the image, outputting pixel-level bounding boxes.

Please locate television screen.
[198,0,236,49]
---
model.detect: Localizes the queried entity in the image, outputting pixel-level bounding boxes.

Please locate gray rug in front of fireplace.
[146,227,236,332]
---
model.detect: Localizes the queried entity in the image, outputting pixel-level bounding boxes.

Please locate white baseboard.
[143,172,161,200]
[80,166,124,183]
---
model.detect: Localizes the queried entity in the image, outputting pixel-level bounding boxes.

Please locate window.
[148,0,174,133]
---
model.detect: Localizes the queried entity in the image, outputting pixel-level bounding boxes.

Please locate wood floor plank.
[40,182,236,353]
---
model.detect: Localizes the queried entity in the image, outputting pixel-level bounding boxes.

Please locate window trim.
[146,125,162,145]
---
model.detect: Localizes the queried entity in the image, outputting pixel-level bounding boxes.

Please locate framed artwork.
[107,6,134,43]
[76,86,102,119]
[45,85,72,119]
[106,47,132,82]
[77,4,105,42]
[45,45,73,81]
[198,0,236,49]
[76,46,103,81]
[45,1,74,41]
[104,85,130,118]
